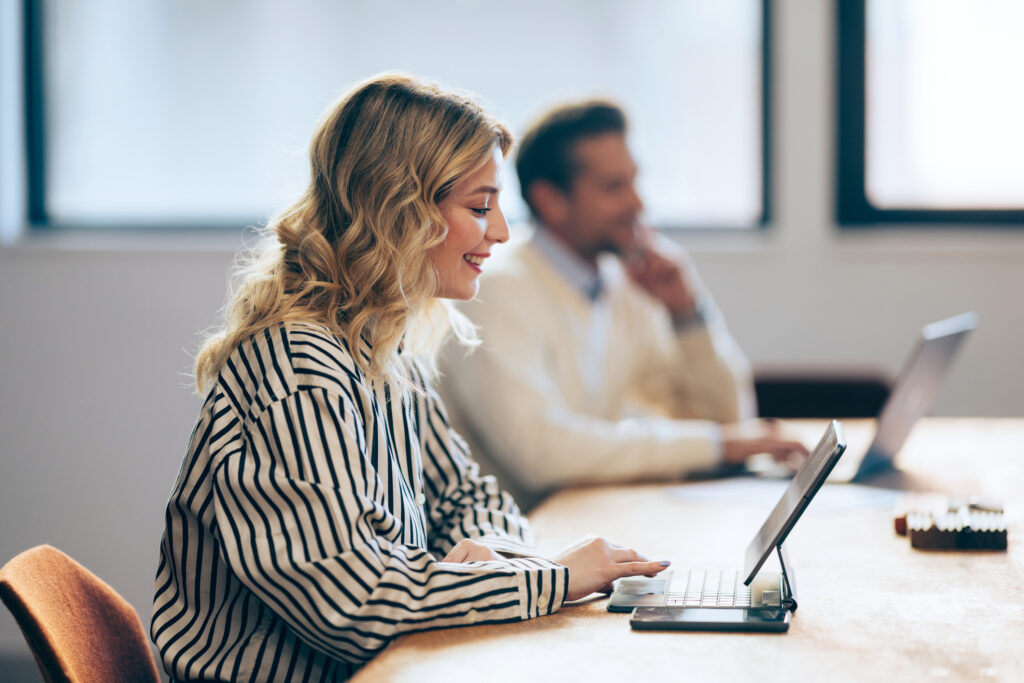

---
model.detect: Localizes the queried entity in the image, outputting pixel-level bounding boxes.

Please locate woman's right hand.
[441,538,506,564]
[552,536,670,602]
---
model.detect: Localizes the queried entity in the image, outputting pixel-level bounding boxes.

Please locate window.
[27,0,769,230]
[837,0,1024,225]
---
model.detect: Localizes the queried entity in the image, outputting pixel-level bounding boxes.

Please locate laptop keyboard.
[664,570,752,608]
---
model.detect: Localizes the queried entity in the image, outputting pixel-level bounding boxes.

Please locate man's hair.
[515,100,627,215]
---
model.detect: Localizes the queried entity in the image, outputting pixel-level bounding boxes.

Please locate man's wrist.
[671,295,709,331]
[710,422,725,464]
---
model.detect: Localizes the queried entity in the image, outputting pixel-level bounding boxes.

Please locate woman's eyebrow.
[466,185,500,196]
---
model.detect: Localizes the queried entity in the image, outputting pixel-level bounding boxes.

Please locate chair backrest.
[0,545,161,683]
[754,372,891,419]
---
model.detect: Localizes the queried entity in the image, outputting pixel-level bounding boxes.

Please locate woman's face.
[431,147,509,300]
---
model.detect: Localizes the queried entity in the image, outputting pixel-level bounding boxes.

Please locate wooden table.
[355,419,1024,682]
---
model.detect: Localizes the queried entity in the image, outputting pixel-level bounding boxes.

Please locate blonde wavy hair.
[195,73,513,392]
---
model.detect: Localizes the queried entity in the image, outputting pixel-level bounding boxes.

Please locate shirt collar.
[529,226,603,301]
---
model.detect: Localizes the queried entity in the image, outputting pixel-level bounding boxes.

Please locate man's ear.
[526,180,570,228]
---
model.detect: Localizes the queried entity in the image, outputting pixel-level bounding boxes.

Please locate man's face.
[560,133,644,261]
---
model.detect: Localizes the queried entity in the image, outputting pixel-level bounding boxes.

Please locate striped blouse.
[151,322,569,682]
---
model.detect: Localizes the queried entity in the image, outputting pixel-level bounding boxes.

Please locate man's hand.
[552,536,670,601]
[623,229,702,320]
[441,539,506,564]
[720,419,811,467]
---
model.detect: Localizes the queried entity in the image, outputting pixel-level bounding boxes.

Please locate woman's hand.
[553,536,670,602]
[441,538,506,564]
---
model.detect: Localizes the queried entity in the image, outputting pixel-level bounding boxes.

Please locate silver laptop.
[610,421,847,632]
[825,311,977,483]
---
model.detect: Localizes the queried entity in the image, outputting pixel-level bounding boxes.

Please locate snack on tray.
[893,496,1007,551]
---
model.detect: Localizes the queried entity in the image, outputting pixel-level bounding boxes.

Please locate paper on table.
[666,479,901,513]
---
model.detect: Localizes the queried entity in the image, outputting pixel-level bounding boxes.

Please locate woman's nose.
[487,208,510,243]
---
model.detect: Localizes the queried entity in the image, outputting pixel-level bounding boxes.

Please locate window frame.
[23,0,45,227]
[835,0,1024,227]
[22,0,773,232]
[759,0,772,229]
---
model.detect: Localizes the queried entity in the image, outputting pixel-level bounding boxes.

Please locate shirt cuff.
[708,422,725,465]
[504,557,569,619]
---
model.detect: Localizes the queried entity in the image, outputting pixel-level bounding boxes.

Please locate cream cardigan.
[443,233,756,503]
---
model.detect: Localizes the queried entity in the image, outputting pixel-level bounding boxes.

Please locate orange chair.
[0,545,161,683]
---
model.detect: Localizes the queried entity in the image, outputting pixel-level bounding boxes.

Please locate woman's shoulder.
[278,321,369,391]
[216,321,367,415]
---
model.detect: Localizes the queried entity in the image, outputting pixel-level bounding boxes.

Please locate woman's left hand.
[441,538,506,563]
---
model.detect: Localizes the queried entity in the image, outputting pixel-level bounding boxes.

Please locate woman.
[151,74,668,682]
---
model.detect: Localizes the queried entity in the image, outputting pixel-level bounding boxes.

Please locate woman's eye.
[470,208,491,217]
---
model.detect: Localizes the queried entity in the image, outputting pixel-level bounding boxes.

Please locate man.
[443,100,806,507]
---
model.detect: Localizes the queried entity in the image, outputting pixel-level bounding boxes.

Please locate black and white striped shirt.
[152,322,568,682]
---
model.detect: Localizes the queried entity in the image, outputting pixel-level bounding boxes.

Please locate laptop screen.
[866,311,977,465]
[742,420,847,584]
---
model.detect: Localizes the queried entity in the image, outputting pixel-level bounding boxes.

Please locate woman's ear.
[526,180,570,229]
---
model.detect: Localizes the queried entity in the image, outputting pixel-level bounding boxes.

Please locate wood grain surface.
[354,419,1024,682]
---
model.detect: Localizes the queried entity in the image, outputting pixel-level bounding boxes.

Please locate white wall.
[2,0,1023,661]
[0,241,238,663]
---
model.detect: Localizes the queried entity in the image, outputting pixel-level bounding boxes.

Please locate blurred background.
[2,0,1023,678]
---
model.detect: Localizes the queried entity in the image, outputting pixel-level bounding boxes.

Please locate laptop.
[824,311,976,483]
[608,420,847,632]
